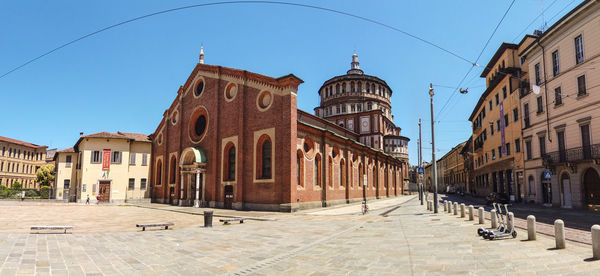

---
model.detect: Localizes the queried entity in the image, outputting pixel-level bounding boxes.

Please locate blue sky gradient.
[0,0,583,164]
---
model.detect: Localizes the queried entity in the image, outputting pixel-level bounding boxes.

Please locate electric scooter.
[477,203,505,237]
[487,204,517,240]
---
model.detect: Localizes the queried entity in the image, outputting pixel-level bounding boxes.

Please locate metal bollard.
[478,207,484,224]
[592,225,600,259]
[555,219,566,249]
[507,212,514,230]
[491,209,498,229]
[468,205,474,221]
[447,201,452,213]
[460,203,466,218]
[453,202,458,215]
[204,210,213,228]
[443,200,447,212]
[527,215,536,241]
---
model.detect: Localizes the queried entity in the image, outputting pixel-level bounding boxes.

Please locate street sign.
[543,170,552,180]
[418,167,424,174]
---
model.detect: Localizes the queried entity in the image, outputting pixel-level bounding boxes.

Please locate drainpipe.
[321,132,327,207]
[537,38,552,143]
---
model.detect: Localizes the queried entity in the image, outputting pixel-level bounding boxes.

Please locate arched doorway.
[179,147,207,207]
[560,172,572,208]
[541,172,552,206]
[583,168,600,206]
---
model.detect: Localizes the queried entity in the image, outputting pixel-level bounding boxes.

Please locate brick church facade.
[149,51,409,211]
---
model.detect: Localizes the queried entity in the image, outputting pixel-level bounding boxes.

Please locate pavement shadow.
[583,257,599,262]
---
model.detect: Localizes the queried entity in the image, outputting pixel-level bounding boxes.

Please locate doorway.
[583,168,600,206]
[224,185,233,209]
[98,181,111,202]
[560,172,572,208]
[542,176,552,205]
[169,186,175,205]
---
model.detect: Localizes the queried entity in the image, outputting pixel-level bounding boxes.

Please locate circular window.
[195,80,205,97]
[257,91,273,111]
[188,106,209,143]
[171,111,179,125]
[225,82,237,101]
[194,116,207,137]
[157,133,163,145]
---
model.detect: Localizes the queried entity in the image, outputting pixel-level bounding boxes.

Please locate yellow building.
[469,36,536,200]
[439,141,467,194]
[0,136,47,189]
[54,132,151,203]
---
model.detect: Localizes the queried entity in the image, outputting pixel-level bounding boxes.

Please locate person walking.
[86,194,90,205]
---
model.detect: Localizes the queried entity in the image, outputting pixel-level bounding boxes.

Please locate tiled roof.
[82,131,150,142]
[57,147,75,153]
[0,135,47,149]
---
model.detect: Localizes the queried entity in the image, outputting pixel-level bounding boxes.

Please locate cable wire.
[0,0,476,80]
[436,0,516,120]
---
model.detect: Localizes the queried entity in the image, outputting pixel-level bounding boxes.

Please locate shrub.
[40,186,50,199]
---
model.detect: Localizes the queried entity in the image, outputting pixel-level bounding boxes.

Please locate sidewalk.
[439,193,600,245]
[304,195,416,215]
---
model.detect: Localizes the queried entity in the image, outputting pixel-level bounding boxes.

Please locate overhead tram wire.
[435,0,516,120]
[438,0,580,124]
[511,0,559,42]
[0,0,476,81]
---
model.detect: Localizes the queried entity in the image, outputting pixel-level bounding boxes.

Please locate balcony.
[542,144,600,165]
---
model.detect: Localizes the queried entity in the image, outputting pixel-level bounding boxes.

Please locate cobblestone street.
[1,196,600,275]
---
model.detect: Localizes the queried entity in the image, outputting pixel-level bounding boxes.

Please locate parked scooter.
[477,203,504,237]
[486,204,517,240]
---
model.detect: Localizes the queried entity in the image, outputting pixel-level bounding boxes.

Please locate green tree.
[40,185,50,199]
[36,164,55,187]
[12,182,22,190]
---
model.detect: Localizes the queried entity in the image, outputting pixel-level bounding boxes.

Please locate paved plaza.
[1,196,600,275]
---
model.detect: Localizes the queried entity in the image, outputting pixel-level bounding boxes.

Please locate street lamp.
[429,83,467,213]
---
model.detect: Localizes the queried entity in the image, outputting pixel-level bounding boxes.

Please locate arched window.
[257,135,272,179]
[350,81,355,92]
[169,155,177,184]
[341,83,346,93]
[358,81,362,92]
[371,83,376,94]
[359,163,363,187]
[367,102,372,110]
[340,159,345,187]
[156,160,163,185]
[328,156,333,188]
[314,154,322,187]
[224,144,236,181]
[335,84,340,94]
[297,150,304,187]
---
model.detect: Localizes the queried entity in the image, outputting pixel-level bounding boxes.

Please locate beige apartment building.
[0,136,47,189]
[469,36,536,200]
[54,132,151,203]
[520,0,600,208]
[439,141,467,194]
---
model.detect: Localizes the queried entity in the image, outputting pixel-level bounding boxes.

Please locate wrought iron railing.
[542,144,600,164]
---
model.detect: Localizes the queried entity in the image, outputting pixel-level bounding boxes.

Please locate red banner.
[102,149,111,171]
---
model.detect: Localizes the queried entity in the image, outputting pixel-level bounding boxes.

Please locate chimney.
[80,132,84,137]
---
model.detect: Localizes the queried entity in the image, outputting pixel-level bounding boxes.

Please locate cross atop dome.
[347,52,364,75]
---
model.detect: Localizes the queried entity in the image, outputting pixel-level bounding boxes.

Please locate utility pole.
[418,119,423,205]
[429,83,438,213]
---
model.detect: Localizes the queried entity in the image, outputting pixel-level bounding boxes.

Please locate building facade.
[521,0,600,208]
[469,36,536,200]
[54,132,151,203]
[0,136,47,189]
[439,141,467,194]
[150,53,408,211]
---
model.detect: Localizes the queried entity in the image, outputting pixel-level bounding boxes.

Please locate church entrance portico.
[179,147,208,208]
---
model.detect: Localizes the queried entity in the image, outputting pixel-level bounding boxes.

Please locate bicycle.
[361,201,369,215]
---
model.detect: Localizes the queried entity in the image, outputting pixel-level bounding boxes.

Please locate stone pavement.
[438,194,600,245]
[1,196,600,275]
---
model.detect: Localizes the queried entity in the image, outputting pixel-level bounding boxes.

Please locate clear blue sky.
[0,0,583,165]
